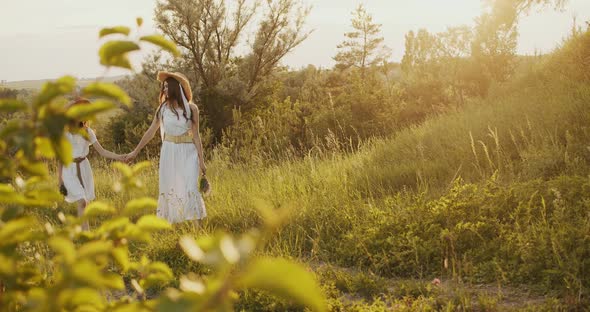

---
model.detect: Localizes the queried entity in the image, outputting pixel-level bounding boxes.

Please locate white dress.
[158,104,207,223]
[62,128,97,203]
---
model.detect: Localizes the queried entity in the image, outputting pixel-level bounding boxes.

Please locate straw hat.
[156,71,193,102]
[66,97,91,108]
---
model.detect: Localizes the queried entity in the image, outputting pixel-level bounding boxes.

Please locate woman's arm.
[190,104,206,175]
[128,111,161,159]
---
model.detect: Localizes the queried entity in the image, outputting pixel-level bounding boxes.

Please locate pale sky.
[0,0,589,82]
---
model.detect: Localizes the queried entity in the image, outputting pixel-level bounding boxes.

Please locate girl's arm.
[93,140,124,161]
[128,111,161,159]
[86,128,123,161]
[190,103,206,176]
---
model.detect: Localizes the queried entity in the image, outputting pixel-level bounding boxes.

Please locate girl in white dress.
[58,98,126,230]
[126,72,207,225]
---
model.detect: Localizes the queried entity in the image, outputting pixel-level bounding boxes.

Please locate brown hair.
[156,77,192,122]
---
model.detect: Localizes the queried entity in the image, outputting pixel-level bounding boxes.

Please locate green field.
[64,31,590,310]
[2,3,589,310]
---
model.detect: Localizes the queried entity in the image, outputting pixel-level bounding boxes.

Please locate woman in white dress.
[58,98,126,230]
[126,71,207,225]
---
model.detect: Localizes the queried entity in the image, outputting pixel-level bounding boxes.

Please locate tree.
[333,4,390,74]
[471,11,518,89]
[155,0,310,99]
[490,0,568,18]
[400,29,441,76]
[154,0,311,141]
[437,26,477,105]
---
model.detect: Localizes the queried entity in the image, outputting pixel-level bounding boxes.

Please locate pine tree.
[333,4,390,74]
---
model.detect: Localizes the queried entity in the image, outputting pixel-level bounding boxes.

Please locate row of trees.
[98,0,571,163]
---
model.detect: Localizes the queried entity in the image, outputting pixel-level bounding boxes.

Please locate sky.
[0,0,589,82]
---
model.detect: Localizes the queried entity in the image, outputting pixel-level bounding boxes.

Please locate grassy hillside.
[71,31,590,310]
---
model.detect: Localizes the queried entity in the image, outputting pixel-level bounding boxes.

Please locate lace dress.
[157,104,207,223]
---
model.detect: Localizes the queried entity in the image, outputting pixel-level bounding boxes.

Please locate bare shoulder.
[189,103,200,114]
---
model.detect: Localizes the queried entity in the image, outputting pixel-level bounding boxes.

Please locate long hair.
[156,77,192,122]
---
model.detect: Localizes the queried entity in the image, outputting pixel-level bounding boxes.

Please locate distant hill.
[0,75,129,90]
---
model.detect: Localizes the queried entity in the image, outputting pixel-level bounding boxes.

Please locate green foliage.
[0,99,27,113]
[238,257,326,312]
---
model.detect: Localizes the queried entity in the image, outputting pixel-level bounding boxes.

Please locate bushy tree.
[154,0,311,140]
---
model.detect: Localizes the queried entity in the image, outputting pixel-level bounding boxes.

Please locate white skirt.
[62,159,95,203]
[158,141,207,223]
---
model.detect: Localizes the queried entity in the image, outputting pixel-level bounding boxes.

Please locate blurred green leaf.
[123,197,157,217]
[19,159,49,177]
[97,217,131,235]
[156,291,203,312]
[78,240,113,258]
[84,201,116,219]
[57,288,106,310]
[23,288,48,311]
[0,254,16,275]
[239,257,327,312]
[102,273,127,290]
[49,236,77,264]
[112,247,130,272]
[220,236,240,264]
[0,99,27,113]
[34,137,55,158]
[123,224,152,243]
[132,161,151,174]
[137,215,171,232]
[136,17,143,27]
[23,187,62,205]
[66,99,115,120]
[0,218,35,247]
[113,162,133,177]
[0,184,23,205]
[72,260,125,290]
[34,76,76,108]
[99,26,131,38]
[139,35,180,57]
[53,135,73,165]
[141,262,174,288]
[179,236,205,262]
[82,82,132,106]
[0,119,25,139]
[108,55,134,70]
[99,41,140,69]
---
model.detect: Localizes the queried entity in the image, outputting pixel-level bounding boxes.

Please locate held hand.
[123,151,138,163]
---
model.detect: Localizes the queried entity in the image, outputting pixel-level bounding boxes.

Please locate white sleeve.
[87,128,98,144]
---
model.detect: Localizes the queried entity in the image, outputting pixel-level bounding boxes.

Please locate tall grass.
[79,30,590,308]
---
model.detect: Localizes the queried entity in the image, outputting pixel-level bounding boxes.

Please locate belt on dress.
[163,133,193,144]
[73,156,87,188]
